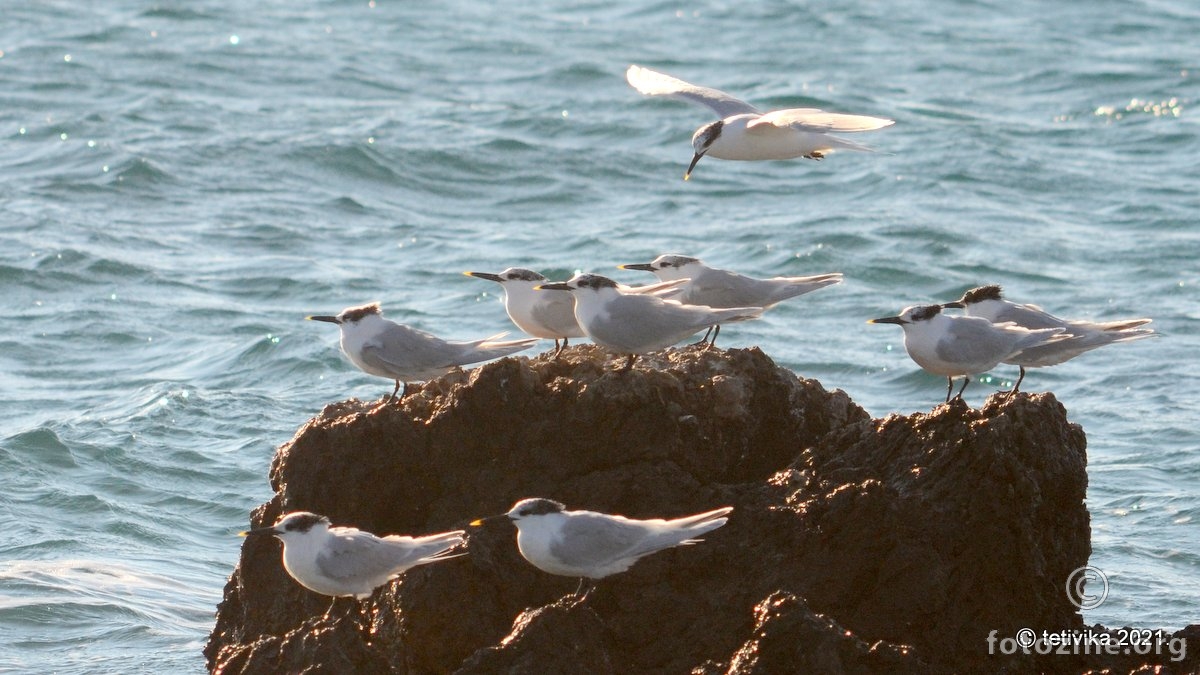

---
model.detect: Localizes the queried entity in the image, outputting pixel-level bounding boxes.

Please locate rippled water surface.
[1,1,1198,671]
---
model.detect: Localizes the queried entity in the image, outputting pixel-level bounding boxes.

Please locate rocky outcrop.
[205,345,1197,674]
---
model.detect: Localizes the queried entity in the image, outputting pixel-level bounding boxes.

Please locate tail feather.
[386,530,467,566]
[768,273,843,303]
[643,507,733,555]
[667,506,734,532]
[711,306,765,324]
[475,336,539,359]
[1086,318,1153,332]
[820,134,879,154]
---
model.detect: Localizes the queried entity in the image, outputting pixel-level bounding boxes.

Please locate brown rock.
[205,344,1193,674]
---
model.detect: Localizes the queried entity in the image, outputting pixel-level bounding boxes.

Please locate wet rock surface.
[205,345,1197,674]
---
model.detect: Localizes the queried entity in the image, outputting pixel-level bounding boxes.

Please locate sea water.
[1,1,1197,671]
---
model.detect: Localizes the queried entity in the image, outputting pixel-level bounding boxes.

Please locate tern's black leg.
[322,596,361,625]
[384,379,403,404]
[954,376,970,400]
[552,338,566,360]
[708,324,721,348]
[323,596,342,621]
[574,578,596,601]
[349,598,367,628]
[621,354,637,371]
[945,377,954,403]
[1012,366,1026,394]
[692,325,715,346]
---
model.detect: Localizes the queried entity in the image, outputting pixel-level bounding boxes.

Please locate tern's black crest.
[910,305,944,322]
[341,303,382,323]
[574,274,620,291]
[503,268,548,282]
[959,285,1004,305]
[513,498,567,518]
[656,255,699,269]
[695,120,724,150]
[279,512,330,533]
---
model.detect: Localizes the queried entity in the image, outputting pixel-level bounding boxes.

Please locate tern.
[307,302,537,401]
[536,273,764,369]
[620,254,842,344]
[942,285,1157,391]
[241,511,465,621]
[625,64,894,180]
[464,268,689,358]
[471,498,731,598]
[869,304,1069,402]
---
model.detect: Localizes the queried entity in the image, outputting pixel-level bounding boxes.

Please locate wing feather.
[626,65,760,118]
[747,108,894,133]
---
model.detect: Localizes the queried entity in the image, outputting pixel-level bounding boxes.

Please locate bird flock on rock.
[243,65,1158,628]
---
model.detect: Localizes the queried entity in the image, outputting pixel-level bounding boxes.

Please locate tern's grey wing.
[315,532,411,583]
[937,319,1015,365]
[987,303,1067,331]
[549,513,650,569]
[1006,328,1155,367]
[683,268,772,308]
[358,323,465,378]
[748,108,895,132]
[626,65,761,118]
[614,295,715,341]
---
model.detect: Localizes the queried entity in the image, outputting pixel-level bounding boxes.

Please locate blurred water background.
[0,1,1197,671]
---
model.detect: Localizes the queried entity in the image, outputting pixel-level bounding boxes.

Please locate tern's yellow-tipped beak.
[469,518,484,527]
[684,150,705,181]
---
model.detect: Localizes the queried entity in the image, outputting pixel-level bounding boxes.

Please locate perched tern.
[241,511,465,620]
[464,268,689,358]
[625,64,894,180]
[942,285,1157,391]
[869,304,1069,402]
[464,269,586,358]
[307,303,537,401]
[471,498,731,597]
[620,254,843,344]
[536,273,764,369]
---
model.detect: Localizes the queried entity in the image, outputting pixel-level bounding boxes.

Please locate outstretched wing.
[626,65,761,118]
[748,108,894,133]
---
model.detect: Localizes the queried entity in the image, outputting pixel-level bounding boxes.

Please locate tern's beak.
[684,151,706,181]
[536,282,572,291]
[868,316,906,325]
[469,513,509,527]
[940,301,966,309]
[306,315,341,324]
[618,263,655,272]
[239,526,278,538]
[464,271,503,283]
